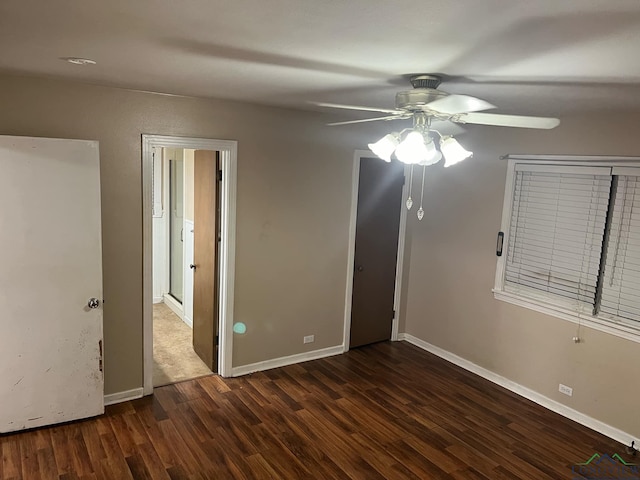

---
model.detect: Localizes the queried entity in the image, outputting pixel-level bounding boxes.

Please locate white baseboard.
[399,333,636,447]
[182,315,193,328]
[153,296,164,304]
[231,345,343,377]
[163,294,184,320]
[104,387,144,406]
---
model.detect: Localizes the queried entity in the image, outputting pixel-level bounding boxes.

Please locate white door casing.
[142,135,237,394]
[0,135,104,433]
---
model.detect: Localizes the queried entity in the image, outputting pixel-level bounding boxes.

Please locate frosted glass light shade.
[418,150,442,167]
[368,134,398,162]
[440,136,473,167]
[395,131,430,165]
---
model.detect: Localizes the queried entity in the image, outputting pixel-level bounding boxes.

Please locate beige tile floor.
[153,303,212,387]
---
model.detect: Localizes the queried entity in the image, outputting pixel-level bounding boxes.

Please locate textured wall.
[0,74,362,395]
[401,114,640,439]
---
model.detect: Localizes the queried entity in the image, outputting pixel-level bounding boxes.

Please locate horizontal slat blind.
[506,168,611,308]
[599,175,640,324]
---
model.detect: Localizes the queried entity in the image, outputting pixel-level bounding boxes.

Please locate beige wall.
[401,113,640,438]
[0,74,362,395]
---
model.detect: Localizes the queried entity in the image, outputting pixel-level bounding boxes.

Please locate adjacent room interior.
[151,146,225,387]
[1,1,639,479]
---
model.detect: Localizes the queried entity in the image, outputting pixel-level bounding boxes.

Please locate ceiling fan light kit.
[367,119,466,168]
[316,74,560,221]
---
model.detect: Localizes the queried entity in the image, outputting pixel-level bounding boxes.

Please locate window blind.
[599,170,640,324]
[505,165,612,309]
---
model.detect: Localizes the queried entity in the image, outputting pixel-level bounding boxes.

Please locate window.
[494,156,640,340]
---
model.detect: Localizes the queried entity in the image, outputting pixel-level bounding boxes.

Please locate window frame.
[494,155,640,343]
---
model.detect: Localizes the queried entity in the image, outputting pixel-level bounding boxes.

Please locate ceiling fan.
[314,74,560,220]
[315,74,560,129]
[313,74,560,167]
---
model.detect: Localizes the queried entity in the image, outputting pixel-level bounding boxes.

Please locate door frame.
[142,135,237,394]
[342,150,409,351]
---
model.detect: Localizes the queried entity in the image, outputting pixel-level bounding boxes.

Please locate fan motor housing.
[395,89,448,111]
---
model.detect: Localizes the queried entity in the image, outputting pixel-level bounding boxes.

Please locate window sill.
[492,289,640,344]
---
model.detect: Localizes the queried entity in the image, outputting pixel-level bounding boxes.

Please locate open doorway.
[151,147,218,386]
[142,135,237,395]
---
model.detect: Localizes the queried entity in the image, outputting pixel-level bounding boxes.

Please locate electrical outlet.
[303,335,315,344]
[559,384,573,396]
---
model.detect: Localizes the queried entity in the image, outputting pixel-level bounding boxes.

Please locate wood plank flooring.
[0,341,633,479]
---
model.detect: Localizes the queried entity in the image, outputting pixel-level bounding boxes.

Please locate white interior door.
[0,135,104,433]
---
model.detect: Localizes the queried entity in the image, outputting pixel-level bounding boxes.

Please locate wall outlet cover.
[559,384,573,396]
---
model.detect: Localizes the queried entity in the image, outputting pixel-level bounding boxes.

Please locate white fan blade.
[459,112,560,129]
[426,94,495,114]
[312,101,400,114]
[430,120,466,136]
[327,115,411,126]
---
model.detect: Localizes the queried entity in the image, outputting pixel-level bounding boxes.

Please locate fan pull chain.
[406,165,414,210]
[417,165,426,220]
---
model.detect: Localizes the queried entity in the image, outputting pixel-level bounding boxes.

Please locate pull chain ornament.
[406,165,414,210]
[417,165,426,220]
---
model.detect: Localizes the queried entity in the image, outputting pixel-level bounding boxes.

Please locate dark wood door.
[350,157,404,348]
[192,150,219,371]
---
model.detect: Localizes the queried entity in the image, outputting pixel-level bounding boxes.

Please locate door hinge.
[392,309,396,319]
[217,169,223,182]
[215,335,219,346]
[98,340,103,373]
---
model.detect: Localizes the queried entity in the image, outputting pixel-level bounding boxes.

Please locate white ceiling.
[2,0,640,118]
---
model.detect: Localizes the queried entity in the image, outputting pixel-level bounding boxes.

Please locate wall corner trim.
[230,345,344,377]
[398,333,635,447]
[104,388,144,406]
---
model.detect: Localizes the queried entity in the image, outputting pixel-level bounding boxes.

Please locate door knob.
[190,264,197,270]
[87,298,100,309]
[356,265,364,272]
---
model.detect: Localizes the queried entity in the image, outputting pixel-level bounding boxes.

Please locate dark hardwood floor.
[0,341,632,479]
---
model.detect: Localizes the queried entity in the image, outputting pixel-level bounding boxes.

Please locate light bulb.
[440,136,473,167]
[368,134,398,162]
[395,131,430,165]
